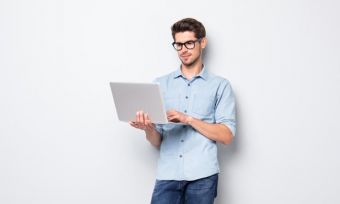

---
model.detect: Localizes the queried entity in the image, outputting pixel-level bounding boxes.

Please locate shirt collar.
[173,68,183,79]
[173,65,208,80]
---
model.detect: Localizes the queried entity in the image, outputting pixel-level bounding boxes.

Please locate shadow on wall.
[202,41,210,67]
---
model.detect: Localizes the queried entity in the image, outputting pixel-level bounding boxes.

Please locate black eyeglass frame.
[172,38,202,51]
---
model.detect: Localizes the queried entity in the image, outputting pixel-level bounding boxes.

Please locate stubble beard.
[181,53,201,68]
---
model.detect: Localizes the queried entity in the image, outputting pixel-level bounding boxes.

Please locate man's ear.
[201,37,207,49]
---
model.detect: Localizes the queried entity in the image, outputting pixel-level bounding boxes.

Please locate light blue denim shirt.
[154,67,236,181]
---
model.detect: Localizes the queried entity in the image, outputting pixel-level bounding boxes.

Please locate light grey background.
[1,0,340,203]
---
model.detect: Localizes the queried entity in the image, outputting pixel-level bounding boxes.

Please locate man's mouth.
[181,54,191,58]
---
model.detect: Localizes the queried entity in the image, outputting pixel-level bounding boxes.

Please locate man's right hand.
[129,110,155,132]
[129,110,161,148]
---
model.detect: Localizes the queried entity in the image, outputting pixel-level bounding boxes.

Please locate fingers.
[166,111,174,121]
[135,110,145,124]
[138,111,144,124]
[129,121,139,128]
[144,113,150,126]
[131,111,154,130]
[130,111,143,129]
[166,110,187,123]
[166,110,177,120]
[144,113,156,129]
[144,113,155,129]
[167,114,179,123]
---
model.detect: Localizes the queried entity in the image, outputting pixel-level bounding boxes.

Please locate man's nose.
[180,46,189,53]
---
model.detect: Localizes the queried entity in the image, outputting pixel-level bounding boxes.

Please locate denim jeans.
[151,174,218,204]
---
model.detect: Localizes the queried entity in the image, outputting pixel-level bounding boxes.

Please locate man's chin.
[181,59,194,66]
[181,55,200,67]
[181,60,197,67]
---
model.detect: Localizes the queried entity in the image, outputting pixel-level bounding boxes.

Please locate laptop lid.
[109,82,170,124]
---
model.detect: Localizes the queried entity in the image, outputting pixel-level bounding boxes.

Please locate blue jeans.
[151,174,218,204]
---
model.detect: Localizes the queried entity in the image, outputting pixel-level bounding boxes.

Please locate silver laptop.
[109,82,183,124]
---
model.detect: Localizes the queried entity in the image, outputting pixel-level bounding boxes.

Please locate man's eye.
[186,41,194,45]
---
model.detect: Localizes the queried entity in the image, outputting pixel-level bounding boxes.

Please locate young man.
[129,18,236,204]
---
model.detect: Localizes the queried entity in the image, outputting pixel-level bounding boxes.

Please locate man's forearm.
[186,116,233,145]
[145,128,162,148]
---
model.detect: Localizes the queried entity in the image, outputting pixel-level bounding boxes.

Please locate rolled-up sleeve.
[214,80,236,137]
[155,124,163,136]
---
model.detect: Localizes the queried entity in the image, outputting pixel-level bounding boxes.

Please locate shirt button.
[184,110,187,113]
[185,96,188,99]
[181,140,184,142]
[179,155,183,158]
[182,125,186,128]
[187,84,190,86]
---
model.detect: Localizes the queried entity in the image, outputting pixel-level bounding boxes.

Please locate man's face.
[174,31,206,67]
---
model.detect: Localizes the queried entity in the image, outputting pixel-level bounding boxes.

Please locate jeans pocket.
[188,174,218,190]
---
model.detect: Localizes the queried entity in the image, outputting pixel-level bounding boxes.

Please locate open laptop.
[109,82,183,124]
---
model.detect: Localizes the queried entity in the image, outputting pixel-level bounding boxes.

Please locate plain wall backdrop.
[1,0,340,203]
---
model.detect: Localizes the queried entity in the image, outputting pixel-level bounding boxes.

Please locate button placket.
[184,80,191,115]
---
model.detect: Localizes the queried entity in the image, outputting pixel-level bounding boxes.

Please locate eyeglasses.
[172,38,202,51]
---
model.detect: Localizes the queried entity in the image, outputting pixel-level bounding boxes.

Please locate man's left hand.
[166,109,189,124]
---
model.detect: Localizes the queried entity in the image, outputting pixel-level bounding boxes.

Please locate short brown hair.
[171,18,206,40]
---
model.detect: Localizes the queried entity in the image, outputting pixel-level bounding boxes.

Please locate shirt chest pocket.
[191,93,216,116]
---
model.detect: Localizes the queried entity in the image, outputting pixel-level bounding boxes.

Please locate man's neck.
[181,61,203,80]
